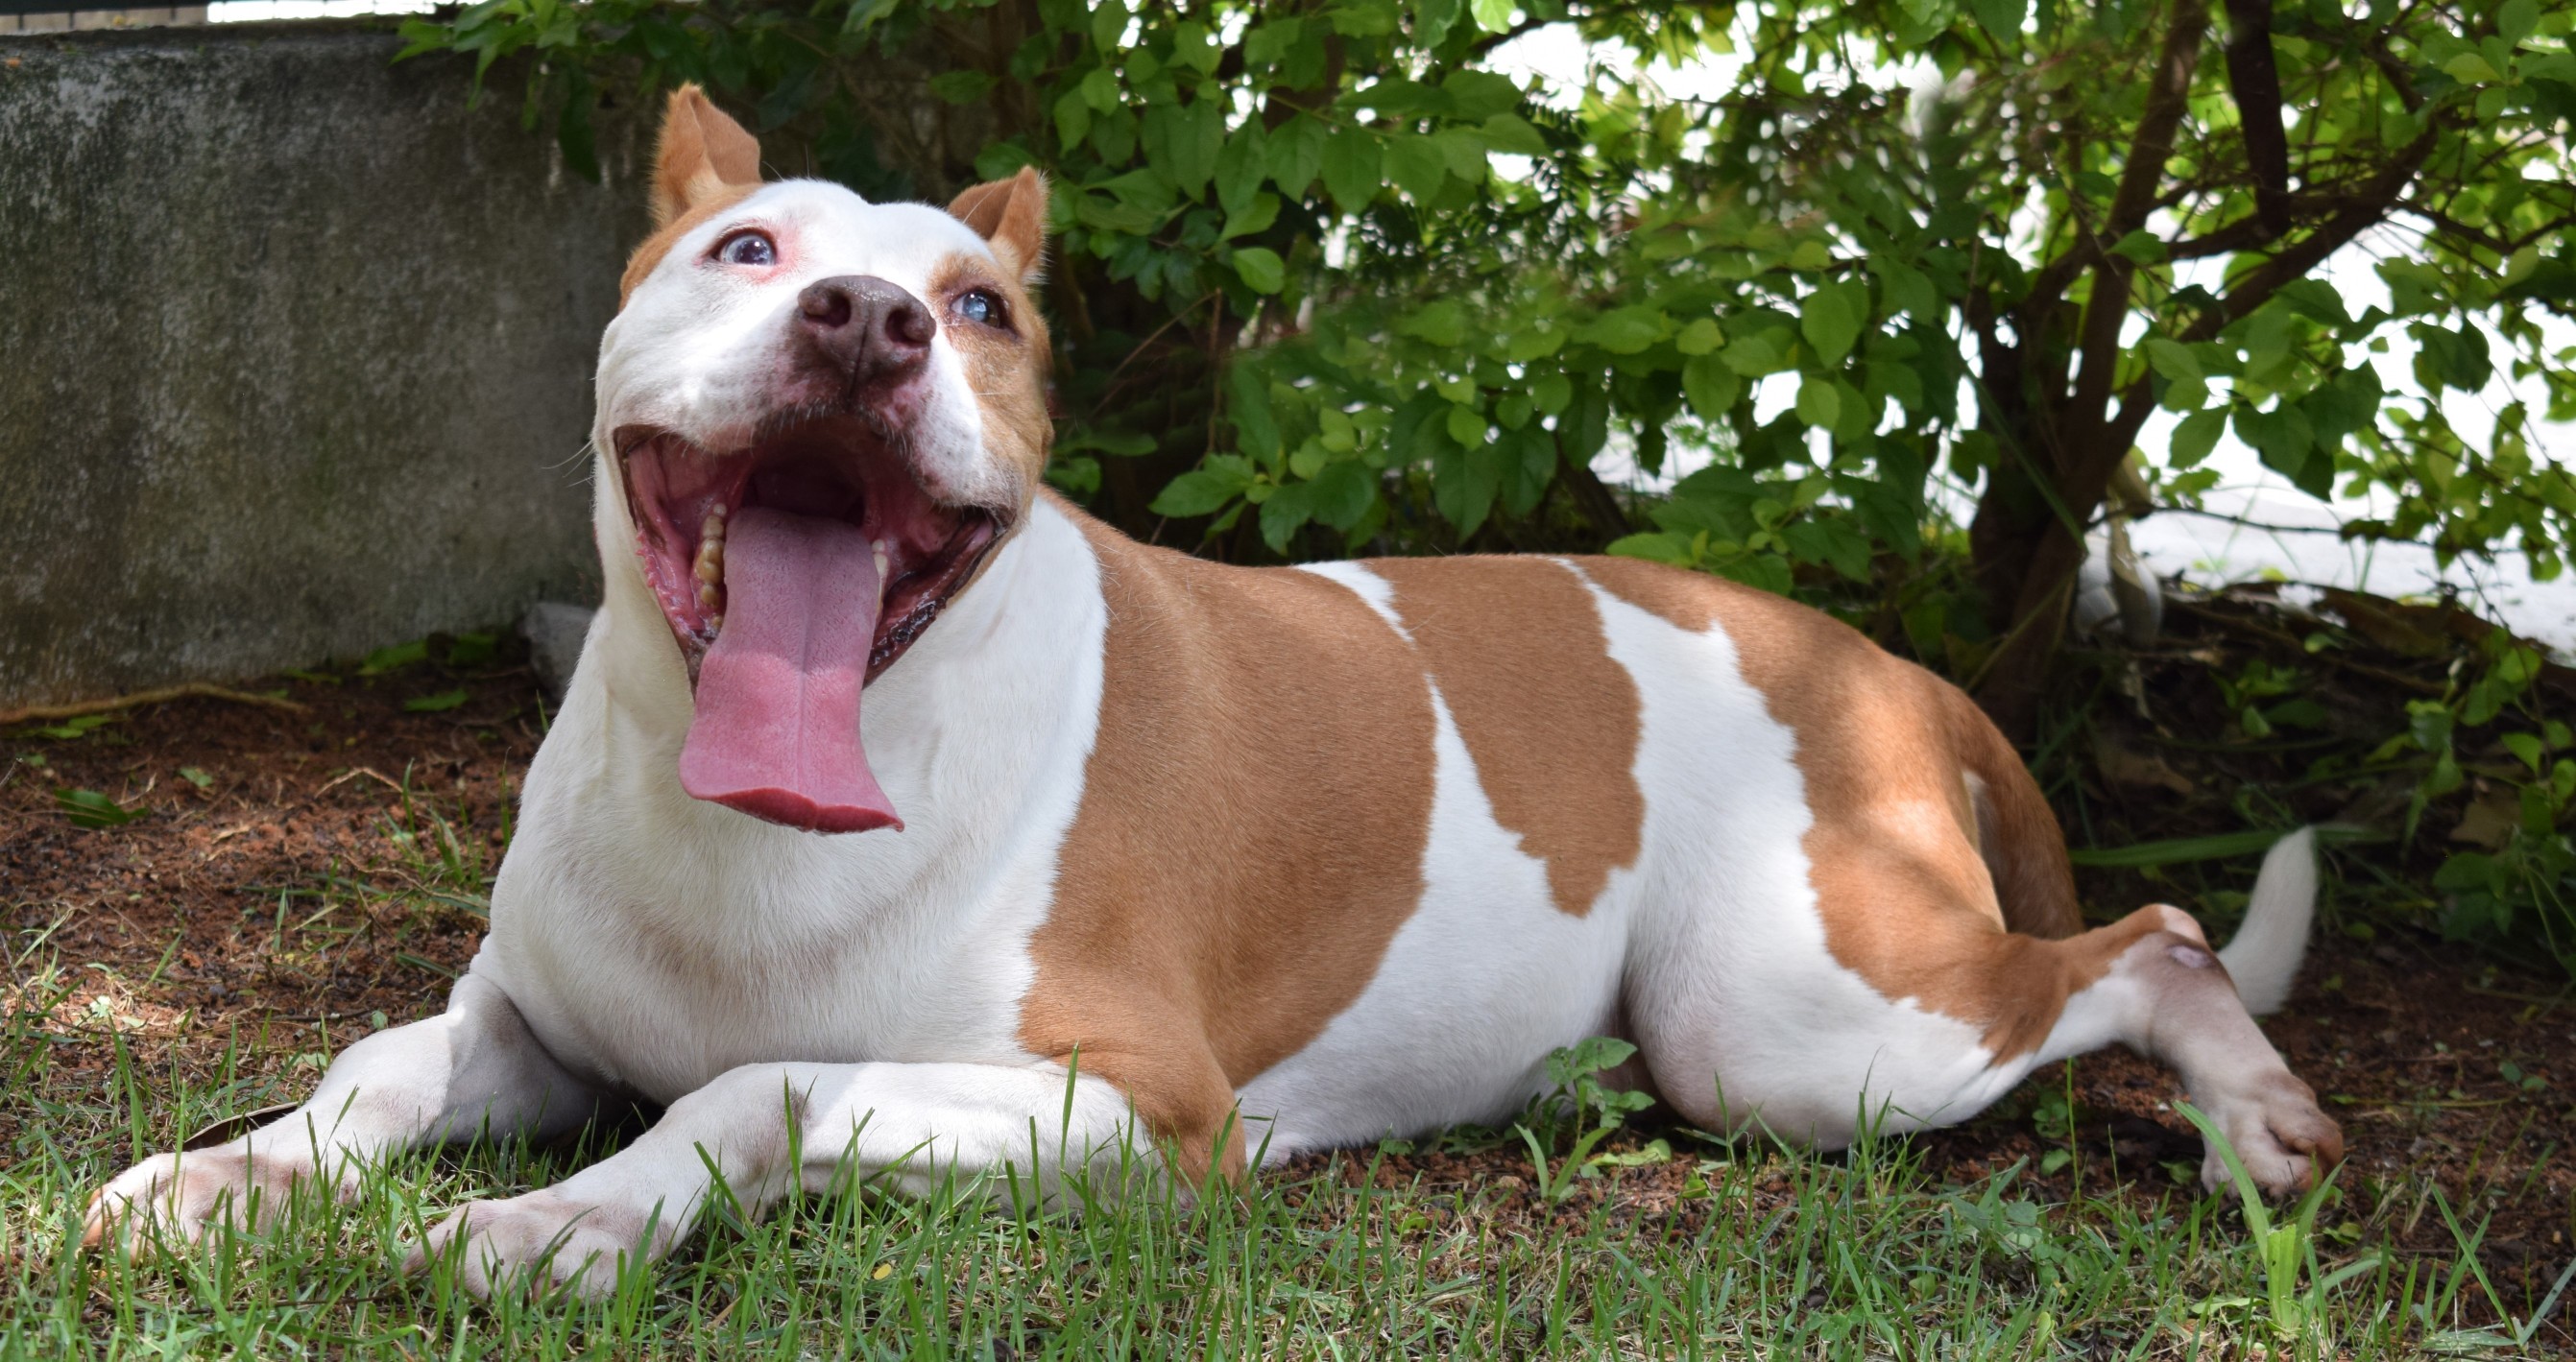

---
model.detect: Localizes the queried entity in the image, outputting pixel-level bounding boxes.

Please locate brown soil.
[4,653,2569,1337]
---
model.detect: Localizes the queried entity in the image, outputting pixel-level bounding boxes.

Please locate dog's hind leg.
[409,1059,1150,1300]
[1639,890,2342,1199]
[84,971,604,1251]
[2021,900,2344,1195]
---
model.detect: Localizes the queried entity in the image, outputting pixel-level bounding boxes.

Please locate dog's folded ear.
[947,167,1049,285]
[652,84,762,228]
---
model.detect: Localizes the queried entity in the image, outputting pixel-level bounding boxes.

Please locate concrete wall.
[0,21,652,705]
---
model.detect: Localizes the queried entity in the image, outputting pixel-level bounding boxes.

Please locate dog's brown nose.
[796,275,932,391]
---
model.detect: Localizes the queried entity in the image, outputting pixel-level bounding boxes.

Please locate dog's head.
[596,85,1052,835]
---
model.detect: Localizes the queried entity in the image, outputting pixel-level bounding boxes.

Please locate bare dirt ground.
[5,647,2569,1331]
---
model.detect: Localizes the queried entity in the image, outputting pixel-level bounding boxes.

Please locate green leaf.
[2504,731,2546,773]
[1469,0,1513,34]
[1575,306,1668,354]
[55,787,144,829]
[1152,99,1223,199]
[1384,132,1448,203]
[2170,407,2227,467]
[1062,429,1160,457]
[1479,112,1549,156]
[1310,458,1380,530]
[1321,129,1383,214]
[1531,372,1573,415]
[1259,480,1315,552]
[1798,282,1864,367]
[1965,0,2025,40]
[1080,67,1120,114]
[1871,259,1938,320]
[2143,338,2201,382]
[2443,52,2501,84]
[1682,354,1743,420]
[2107,229,2167,265]
[1794,374,1842,429]
[359,638,430,675]
[1228,368,1280,461]
[24,713,114,741]
[1440,70,1522,121]
[2067,828,2324,868]
[2499,0,2540,44]
[1432,435,1503,538]
[405,688,470,713]
[180,766,214,790]
[1267,116,1328,199]
[1151,466,1252,517]
[1399,300,1469,347]
[1231,246,1287,295]
[1432,127,1490,182]
[1445,404,1487,446]
[1673,318,1723,355]
[1499,426,1556,516]
[1220,193,1281,242]
[1719,328,1793,377]
[1214,124,1269,213]
[1090,0,1128,52]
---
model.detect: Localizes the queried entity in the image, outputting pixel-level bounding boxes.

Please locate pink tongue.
[679,506,901,832]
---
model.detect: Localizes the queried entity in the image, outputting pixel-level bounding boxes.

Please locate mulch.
[4,643,2569,1334]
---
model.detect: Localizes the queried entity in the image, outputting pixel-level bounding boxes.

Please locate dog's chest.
[491,846,1053,1102]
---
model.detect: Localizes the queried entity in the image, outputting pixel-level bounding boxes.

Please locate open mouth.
[615,417,1006,833]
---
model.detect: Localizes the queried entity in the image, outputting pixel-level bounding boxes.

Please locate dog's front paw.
[2197,1072,2346,1198]
[408,1190,662,1301]
[83,1146,318,1254]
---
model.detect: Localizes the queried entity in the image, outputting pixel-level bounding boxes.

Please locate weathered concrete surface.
[0,22,653,705]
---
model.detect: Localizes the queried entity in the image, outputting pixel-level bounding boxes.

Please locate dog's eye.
[714,231,776,268]
[951,289,1006,329]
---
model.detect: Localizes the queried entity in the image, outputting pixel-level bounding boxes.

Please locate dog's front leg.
[85,971,603,1251]
[412,1060,1144,1300]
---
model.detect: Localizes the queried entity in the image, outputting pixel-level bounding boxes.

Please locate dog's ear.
[947,167,1049,284]
[651,84,761,228]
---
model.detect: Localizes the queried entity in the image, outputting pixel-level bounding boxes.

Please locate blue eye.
[715,231,775,267]
[951,289,1004,328]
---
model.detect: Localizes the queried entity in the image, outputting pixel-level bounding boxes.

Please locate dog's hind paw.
[2196,1072,2346,1198]
[405,1189,662,1302]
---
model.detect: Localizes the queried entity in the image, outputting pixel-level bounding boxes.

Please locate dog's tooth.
[694,546,723,585]
[871,539,890,581]
[697,582,721,614]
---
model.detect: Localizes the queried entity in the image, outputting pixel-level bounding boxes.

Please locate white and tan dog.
[89,88,2343,1296]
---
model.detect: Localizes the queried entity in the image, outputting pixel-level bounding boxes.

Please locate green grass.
[1,985,2553,1362]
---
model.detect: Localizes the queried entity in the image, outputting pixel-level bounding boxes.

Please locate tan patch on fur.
[947,168,1048,283]
[1019,510,1437,1178]
[619,184,759,308]
[1369,556,1641,917]
[1579,557,2096,1058]
[651,85,760,228]
[924,249,1051,500]
[619,85,763,307]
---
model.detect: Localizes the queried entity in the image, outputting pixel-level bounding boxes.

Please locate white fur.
[2218,827,2318,1016]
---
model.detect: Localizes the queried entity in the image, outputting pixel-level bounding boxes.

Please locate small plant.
[1511,1038,1665,1203]
[2177,1102,2380,1351]
[52,788,143,830]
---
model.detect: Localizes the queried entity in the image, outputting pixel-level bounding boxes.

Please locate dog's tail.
[2217,827,2318,1016]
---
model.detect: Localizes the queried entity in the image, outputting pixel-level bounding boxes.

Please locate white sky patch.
[209,0,433,19]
